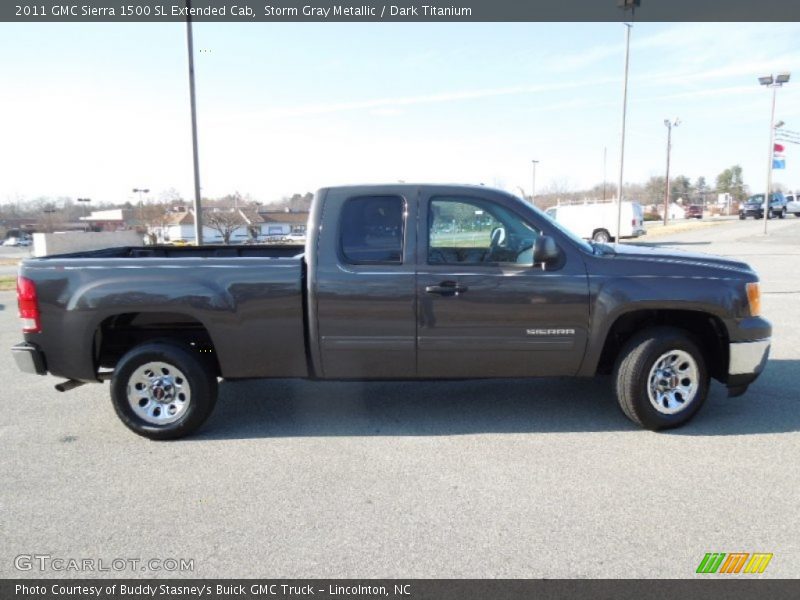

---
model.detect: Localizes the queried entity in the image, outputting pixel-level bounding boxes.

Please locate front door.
[416,190,590,378]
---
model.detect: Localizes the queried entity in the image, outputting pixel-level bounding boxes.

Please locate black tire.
[795,213,800,218]
[111,342,218,440]
[779,209,786,219]
[613,326,709,430]
[739,214,745,220]
[592,229,611,243]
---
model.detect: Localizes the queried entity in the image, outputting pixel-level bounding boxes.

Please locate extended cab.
[11,185,771,439]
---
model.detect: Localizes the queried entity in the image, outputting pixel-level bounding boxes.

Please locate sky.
[1,21,799,206]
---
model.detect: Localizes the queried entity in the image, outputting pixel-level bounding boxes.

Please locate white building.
[150,207,308,244]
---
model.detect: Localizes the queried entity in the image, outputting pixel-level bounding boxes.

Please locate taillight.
[632,219,636,226]
[17,276,41,333]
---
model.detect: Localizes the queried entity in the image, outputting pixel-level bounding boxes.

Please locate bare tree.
[140,201,170,244]
[204,209,247,244]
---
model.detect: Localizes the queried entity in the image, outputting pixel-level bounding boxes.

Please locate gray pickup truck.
[12,184,771,439]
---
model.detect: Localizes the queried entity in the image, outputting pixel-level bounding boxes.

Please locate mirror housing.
[533,235,561,266]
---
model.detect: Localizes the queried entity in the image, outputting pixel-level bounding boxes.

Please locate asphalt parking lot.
[1,217,798,578]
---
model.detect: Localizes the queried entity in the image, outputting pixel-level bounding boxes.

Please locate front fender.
[578,274,746,376]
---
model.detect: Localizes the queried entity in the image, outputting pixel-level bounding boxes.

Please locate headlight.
[746,282,761,317]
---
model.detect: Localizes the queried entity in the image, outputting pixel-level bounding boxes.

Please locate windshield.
[746,195,764,204]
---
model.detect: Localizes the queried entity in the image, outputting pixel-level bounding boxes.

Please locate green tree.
[671,175,692,203]
[644,176,667,206]
[716,165,745,202]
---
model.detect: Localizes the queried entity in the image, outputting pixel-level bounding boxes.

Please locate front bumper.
[11,342,47,376]
[727,338,770,393]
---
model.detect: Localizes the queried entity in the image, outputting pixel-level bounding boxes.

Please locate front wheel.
[779,209,786,219]
[111,342,218,440]
[614,327,709,430]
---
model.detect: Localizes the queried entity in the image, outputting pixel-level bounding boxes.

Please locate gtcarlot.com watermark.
[14,554,194,573]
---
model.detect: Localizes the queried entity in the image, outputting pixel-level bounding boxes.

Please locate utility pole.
[615,1,639,243]
[186,0,204,245]
[663,119,679,226]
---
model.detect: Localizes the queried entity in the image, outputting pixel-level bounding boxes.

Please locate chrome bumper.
[729,339,770,377]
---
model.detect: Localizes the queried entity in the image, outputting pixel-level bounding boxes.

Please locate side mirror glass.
[533,235,561,266]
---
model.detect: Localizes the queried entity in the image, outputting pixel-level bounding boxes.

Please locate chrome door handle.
[425,281,468,296]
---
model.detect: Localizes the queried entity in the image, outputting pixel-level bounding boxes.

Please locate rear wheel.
[111,342,218,440]
[614,327,709,430]
[592,229,611,243]
[779,209,786,219]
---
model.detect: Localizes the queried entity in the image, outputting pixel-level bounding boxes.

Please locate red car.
[685,205,703,219]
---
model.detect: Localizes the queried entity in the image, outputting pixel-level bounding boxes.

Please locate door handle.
[425,281,468,296]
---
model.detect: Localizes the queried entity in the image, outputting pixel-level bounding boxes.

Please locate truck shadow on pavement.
[192,359,800,439]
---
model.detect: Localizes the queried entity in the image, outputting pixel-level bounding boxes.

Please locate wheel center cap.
[656,369,677,391]
[150,378,174,403]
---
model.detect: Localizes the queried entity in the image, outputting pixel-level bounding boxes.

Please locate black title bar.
[3,0,800,22]
[3,580,800,600]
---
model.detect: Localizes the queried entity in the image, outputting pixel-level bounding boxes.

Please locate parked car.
[785,192,800,217]
[739,193,787,219]
[284,232,307,244]
[3,236,31,247]
[545,201,645,243]
[685,205,704,219]
[12,184,770,439]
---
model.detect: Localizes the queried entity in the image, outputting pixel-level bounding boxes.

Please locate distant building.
[258,210,309,237]
[79,208,136,231]
[148,207,310,244]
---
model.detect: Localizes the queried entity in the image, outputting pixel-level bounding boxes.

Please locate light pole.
[133,188,149,227]
[662,118,680,226]
[531,160,539,205]
[186,0,204,245]
[615,0,639,245]
[759,72,790,235]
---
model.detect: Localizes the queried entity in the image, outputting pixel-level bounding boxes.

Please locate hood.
[601,243,752,274]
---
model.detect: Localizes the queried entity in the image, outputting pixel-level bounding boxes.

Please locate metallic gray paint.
[16,184,771,389]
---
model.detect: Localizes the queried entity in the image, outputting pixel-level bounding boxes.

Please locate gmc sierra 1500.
[11,184,771,439]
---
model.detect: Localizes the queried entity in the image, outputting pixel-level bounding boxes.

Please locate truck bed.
[19,246,310,381]
[35,244,305,260]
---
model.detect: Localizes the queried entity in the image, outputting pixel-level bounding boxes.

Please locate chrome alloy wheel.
[126,361,191,425]
[647,349,699,415]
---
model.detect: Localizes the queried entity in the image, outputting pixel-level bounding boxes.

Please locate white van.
[545,201,646,243]
[786,192,800,217]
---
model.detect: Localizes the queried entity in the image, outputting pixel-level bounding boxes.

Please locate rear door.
[313,186,418,378]
[416,187,590,378]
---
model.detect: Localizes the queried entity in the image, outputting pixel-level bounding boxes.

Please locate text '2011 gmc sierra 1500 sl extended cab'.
[12,184,771,439]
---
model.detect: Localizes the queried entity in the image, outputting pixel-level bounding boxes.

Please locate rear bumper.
[727,338,770,392]
[11,342,47,376]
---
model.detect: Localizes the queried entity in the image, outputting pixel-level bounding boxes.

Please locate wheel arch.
[93,311,221,377]
[593,308,729,382]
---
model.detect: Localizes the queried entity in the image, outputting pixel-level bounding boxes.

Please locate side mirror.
[533,235,561,266]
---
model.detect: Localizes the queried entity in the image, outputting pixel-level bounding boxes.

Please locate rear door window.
[340,196,405,264]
